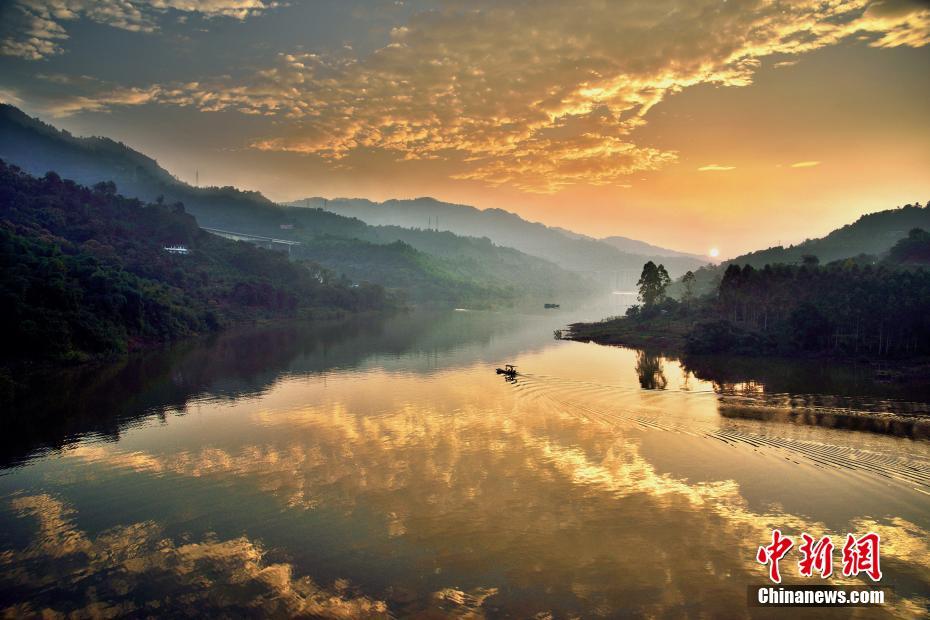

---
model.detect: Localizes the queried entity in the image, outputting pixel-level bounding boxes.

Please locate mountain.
[885,227,930,266]
[600,235,704,260]
[729,204,930,267]
[289,196,707,279]
[0,104,592,306]
[678,202,930,297]
[0,160,387,367]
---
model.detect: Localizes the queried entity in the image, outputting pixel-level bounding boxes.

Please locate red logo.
[842,533,882,582]
[757,531,881,583]
[756,529,794,583]
[798,533,834,578]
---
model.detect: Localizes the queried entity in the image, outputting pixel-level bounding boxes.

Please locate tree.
[92,180,117,195]
[681,270,696,303]
[801,254,820,267]
[789,302,831,351]
[637,261,671,307]
[887,228,930,264]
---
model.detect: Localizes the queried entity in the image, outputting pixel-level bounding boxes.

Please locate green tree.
[637,261,671,307]
[681,270,696,304]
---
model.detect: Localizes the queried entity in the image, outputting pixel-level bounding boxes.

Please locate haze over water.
[1,306,929,617]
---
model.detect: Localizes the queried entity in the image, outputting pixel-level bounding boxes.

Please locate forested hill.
[290,196,707,277]
[678,202,930,296]
[0,104,287,232]
[731,203,930,268]
[0,104,593,304]
[0,160,387,367]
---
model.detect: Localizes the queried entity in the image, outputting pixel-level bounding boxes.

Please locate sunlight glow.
[709,248,720,258]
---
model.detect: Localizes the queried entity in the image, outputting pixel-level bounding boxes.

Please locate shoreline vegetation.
[567,234,930,383]
[565,315,930,383]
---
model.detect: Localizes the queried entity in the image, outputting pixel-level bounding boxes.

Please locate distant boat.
[495,364,518,379]
[544,303,560,309]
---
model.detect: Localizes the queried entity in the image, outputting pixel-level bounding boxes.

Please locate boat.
[544,303,560,309]
[495,364,518,378]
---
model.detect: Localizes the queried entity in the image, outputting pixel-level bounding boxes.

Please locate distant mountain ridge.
[290,196,707,278]
[678,200,930,296]
[0,103,593,305]
[727,204,930,267]
[599,235,703,259]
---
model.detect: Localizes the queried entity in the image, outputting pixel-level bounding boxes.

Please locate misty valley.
[1,103,930,618]
[2,1,930,614]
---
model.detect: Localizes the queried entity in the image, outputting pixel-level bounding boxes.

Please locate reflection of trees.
[680,354,930,439]
[682,343,930,399]
[635,350,667,390]
[0,310,525,467]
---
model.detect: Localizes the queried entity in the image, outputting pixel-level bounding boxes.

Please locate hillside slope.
[733,204,930,267]
[0,160,387,366]
[600,235,703,259]
[0,104,591,305]
[291,196,707,278]
[680,202,930,296]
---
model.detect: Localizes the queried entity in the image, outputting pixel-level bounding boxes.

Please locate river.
[1,306,929,617]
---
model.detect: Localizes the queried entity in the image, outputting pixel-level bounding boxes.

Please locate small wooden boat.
[495,364,517,378]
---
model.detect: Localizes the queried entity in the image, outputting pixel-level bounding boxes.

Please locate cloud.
[0,0,276,60]
[186,0,930,192]
[698,164,736,172]
[1,493,391,618]
[40,364,930,617]
[0,492,509,617]
[790,160,822,168]
[9,0,930,192]
[0,87,24,106]
[859,0,930,47]
[46,85,163,116]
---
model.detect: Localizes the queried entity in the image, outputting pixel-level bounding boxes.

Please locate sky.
[1,0,928,257]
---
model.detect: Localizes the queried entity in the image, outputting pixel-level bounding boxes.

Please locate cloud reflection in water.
[36,364,930,617]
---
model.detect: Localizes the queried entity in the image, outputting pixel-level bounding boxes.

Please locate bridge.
[202,227,302,255]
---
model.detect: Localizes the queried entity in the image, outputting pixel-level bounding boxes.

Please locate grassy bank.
[565,315,690,352]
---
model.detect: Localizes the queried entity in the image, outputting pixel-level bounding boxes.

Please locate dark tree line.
[689,257,930,356]
[619,232,930,358]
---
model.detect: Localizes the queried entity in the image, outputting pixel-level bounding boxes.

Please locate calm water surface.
[2,307,930,618]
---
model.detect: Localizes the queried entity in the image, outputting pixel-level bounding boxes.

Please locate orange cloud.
[18,0,930,193]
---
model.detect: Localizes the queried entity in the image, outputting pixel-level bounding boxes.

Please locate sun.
[709,247,720,258]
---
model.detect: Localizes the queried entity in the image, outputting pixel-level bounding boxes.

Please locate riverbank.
[564,315,690,352]
[565,314,930,388]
